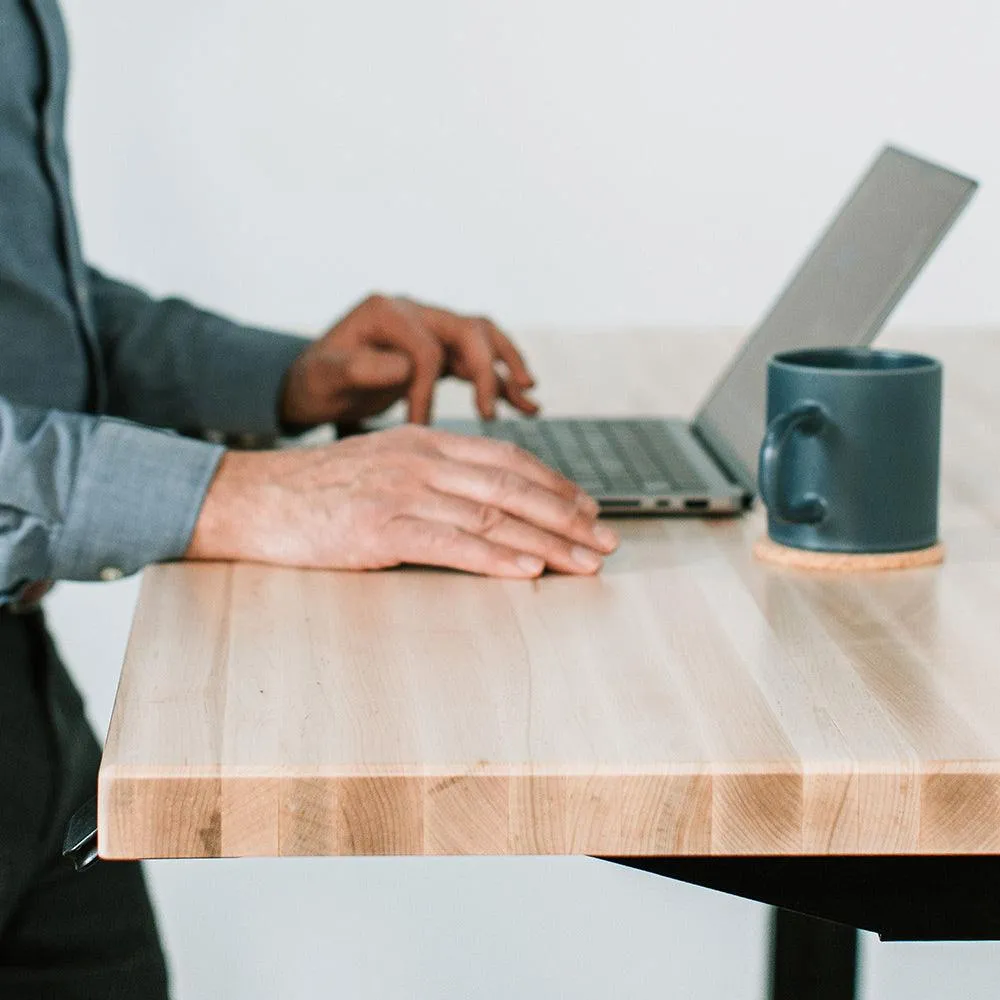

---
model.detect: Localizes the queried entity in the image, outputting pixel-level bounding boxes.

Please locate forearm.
[88,268,309,435]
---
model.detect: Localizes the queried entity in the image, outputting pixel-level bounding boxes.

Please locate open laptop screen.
[692,146,977,491]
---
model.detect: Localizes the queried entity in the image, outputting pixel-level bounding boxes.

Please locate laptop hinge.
[692,424,753,501]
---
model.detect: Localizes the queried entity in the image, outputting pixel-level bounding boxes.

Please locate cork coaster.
[753,536,945,572]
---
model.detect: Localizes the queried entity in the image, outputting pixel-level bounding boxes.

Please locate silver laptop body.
[439,146,978,514]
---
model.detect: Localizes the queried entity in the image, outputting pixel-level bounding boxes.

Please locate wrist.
[185,450,276,562]
[279,351,320,428]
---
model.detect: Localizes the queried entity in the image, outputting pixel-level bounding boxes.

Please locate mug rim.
[770,347,941,375]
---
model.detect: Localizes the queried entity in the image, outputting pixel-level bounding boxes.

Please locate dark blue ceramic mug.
[758,347,942,554]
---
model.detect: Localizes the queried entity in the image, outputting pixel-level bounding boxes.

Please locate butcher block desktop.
[97,329,1000,862]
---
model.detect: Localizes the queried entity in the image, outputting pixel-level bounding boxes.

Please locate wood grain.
[98,328,1000,859]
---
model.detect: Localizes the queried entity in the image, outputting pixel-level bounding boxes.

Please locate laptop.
[438,146,978,514]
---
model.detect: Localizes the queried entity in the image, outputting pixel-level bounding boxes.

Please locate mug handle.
[757,403,827,525]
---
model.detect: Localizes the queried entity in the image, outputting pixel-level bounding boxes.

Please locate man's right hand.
[185,426,619,578]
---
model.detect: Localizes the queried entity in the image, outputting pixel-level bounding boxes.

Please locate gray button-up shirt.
[0,0,309,602]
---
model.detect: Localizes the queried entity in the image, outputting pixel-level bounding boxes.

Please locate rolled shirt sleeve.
[0,395,223,602]
[87,268,310,436]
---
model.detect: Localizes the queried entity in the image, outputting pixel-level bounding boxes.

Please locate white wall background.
[50,1,1000,997]
[63,0,998,335]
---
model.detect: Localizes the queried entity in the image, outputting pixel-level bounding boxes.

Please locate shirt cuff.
[49,418,224,582]
[203,327,309,436]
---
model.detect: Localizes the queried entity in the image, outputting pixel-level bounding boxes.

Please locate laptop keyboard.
[475,419,710,495]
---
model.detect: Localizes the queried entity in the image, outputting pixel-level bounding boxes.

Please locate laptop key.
[631,422,705,491]
[473,418,712,496]
[598,421,664,485]
[565,423,637,490]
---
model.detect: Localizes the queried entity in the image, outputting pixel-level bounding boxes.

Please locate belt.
[2,578,54,615]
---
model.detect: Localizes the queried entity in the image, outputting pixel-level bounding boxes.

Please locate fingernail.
[516,554,545,575]
[594,524,619,551]
[571,546,602,571]
[577,492,600,513]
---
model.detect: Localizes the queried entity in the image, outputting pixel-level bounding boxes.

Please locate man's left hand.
[280,294,540,429]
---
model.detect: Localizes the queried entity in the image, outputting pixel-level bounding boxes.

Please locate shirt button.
[75,280,89,305]
[99,566,125,583]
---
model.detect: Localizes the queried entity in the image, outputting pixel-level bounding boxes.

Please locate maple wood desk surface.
[98,328,1000,861]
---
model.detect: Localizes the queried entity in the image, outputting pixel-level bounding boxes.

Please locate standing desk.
[95,330,1000,999]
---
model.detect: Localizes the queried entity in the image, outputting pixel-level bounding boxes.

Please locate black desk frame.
[604,856,1000,1000]
[67,799,1000,1000]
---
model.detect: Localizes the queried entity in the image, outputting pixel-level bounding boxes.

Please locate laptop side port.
[598,498,642,509]
[684,499,710,511]
[655,499,674,509]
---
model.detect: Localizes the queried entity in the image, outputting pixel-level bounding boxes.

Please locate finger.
[498,377,541,416]
[346,347,412,389]
[425,457,618,553]
[483,321,535,387]
[411,489,604,574]
[385,516,545,578]
[428,430,590,505]
[405,303,500,420]
[440,318,499,420]
[359,297,445,424]
[447,355,540,417]
[434,308,535,388]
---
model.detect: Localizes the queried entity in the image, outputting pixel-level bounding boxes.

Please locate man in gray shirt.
[0,1,618,994]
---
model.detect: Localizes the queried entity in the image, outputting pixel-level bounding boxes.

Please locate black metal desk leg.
[769,907,858,1000]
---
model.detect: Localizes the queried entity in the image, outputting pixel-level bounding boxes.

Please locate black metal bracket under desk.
[600,855,1000,1000]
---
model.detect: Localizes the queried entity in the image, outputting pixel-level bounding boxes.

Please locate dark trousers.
[0,608,169,999]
